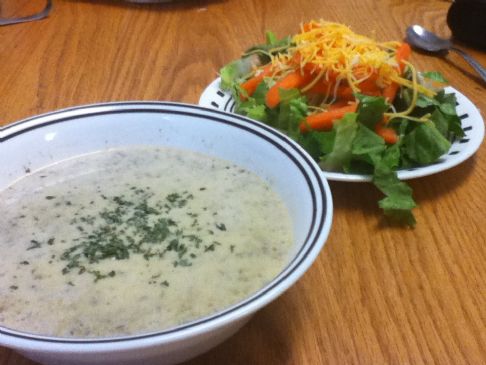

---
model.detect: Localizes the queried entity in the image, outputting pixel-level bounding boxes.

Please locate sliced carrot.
[304,82,354,100]
[380,43,412,103]
[395,42,412,73]
[382,82,400,103]
[337,81,382,99]
[305,81,330,95]
[291,51,302,67]
[265,71,312,108]
[302,62,323,75]
[300,103,357,132]
[239,65,272,100]
[396,42,412,58]
[327,100,350,110]
[240,78,263,100]
[375,121,398,144]
[336,86,354,100]
[302,21,320,32]
[305,71,381,101]
[356,71,379,92]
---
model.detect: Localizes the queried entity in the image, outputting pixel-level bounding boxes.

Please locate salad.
[220,20,463,226]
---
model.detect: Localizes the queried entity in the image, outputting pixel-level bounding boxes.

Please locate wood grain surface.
[1,0,485,364]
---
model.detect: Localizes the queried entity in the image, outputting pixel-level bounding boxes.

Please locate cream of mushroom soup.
[0,146,293,338]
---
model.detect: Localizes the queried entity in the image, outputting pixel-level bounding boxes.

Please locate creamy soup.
[0,146,293,338]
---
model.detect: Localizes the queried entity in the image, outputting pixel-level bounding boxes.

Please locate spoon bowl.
[406,24,486,83]
[406,24,452,53]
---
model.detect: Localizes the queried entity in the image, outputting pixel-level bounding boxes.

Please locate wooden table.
[1,0,485,364]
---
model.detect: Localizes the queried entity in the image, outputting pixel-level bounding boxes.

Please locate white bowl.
[0,102,332,365]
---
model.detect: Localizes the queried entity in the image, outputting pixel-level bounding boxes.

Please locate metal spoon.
[406,24,486,83]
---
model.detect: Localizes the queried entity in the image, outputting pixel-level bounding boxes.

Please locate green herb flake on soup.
[0,146,293,338]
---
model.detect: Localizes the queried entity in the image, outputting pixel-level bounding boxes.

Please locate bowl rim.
[0,102,333,350]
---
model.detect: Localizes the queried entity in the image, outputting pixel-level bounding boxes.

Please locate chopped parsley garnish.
[27,240,42,250]
[215,223,227,231]
[49,188,227,282]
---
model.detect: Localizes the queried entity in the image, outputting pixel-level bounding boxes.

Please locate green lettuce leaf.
[422,71,448,83]
[243,31,292,64]
[445,112,464,139]
[429,109,449,137]
[381,143,401,170]
[373,160,417,226]
[402,122,451,165]
[356,94,389,129]
[435,90,458,116]
[319,113,358,171]
[276,89,308,138]
[220,57,255,90]
[251,79,271,105]
[297,131,335,160]
[345,124,386,169]
[243,104,267,122]
[415,93,439,109]
[352,123,386,156]
[433,91,464,138]
[235,81,271,122]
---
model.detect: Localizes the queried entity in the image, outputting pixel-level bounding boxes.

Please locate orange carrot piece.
[300,103,357,132]
[239,65,272,100]
[356,72,379,92]
[240,78,263,100]
[302,21,320,32]
[336,86,354,100]
[395,42,412,73]
[265,71,312,108]
[305,78,354,100]
[305,78,334,95]
[328,100,350,110]
[382,82,400,103]
[305,76,379,101]
[381,43,412,103]
[375,121,398,144]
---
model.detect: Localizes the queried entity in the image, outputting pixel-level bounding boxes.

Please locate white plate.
[199,78,485,182]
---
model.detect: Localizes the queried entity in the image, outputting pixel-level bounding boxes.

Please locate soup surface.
[0,146,293,338]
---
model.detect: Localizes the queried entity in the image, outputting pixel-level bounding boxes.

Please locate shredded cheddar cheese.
[261,20,436,118]
[293,21,399,77]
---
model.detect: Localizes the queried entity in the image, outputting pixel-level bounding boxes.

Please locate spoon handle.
[450,47,486,83]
